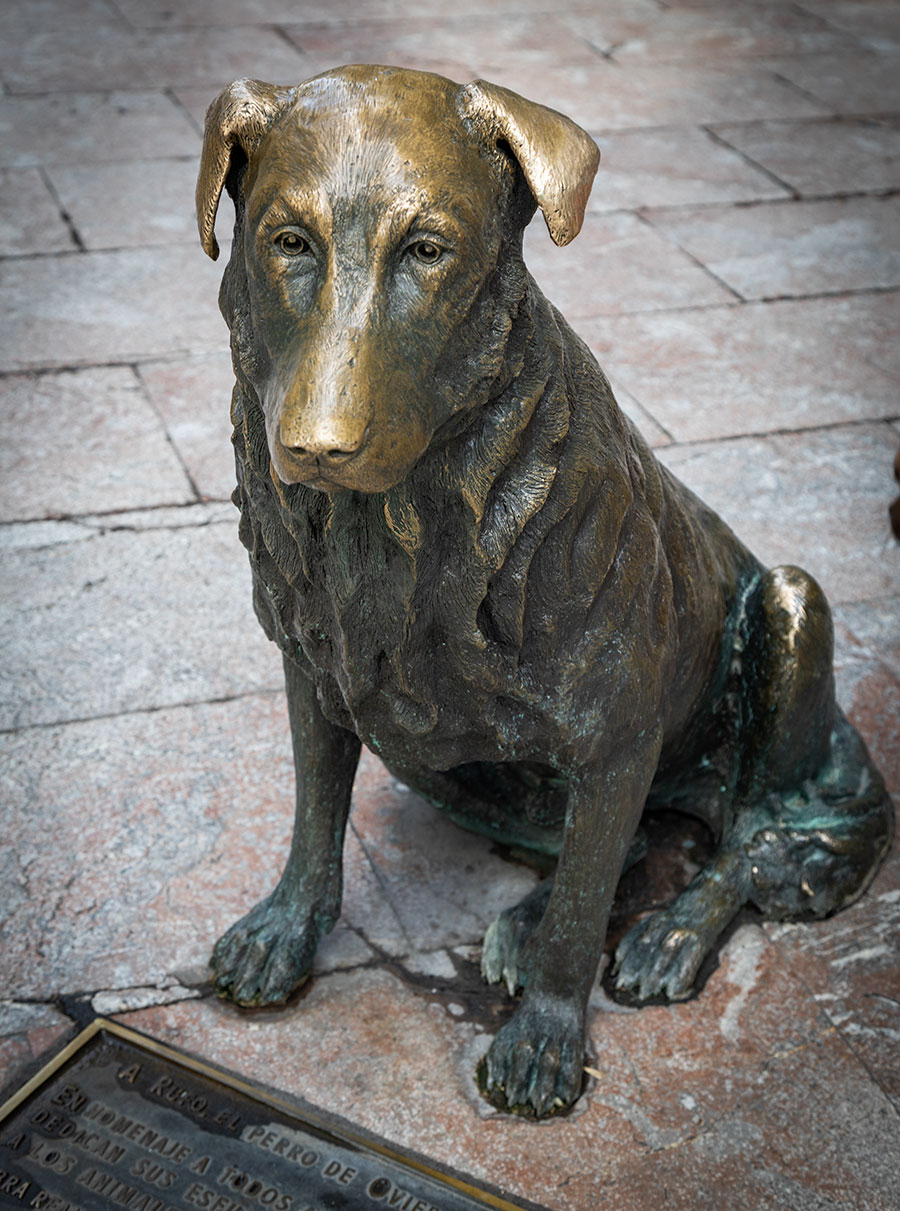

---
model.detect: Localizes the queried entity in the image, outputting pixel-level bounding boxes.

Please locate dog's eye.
[275,230,310,257]
[410,240,443,265]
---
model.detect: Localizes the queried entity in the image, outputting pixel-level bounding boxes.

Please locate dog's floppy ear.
[197,78,294,260]
[459,79,600,246]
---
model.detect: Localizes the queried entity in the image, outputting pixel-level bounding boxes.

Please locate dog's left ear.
[197,77,294,259]
[459,80,600,246]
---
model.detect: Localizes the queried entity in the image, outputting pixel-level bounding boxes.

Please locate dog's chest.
[277,499,563,768]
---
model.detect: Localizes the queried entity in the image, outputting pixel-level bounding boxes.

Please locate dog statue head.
[197,66,600,495]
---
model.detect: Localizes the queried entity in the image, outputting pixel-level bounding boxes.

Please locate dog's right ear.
[197,78,294,260]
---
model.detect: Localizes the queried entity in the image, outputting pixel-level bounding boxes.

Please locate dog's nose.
[291,440,359,464]
[283,422,368,465]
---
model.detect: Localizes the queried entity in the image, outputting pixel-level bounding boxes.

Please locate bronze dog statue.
[197,66,893,1117]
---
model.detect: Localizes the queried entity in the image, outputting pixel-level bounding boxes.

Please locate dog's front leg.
[484,735,660,1115]
[211,654,361,1007]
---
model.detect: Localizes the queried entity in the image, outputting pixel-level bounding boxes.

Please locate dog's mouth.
[271,447,409,496]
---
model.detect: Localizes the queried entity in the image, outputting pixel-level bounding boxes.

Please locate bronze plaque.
[0,1020,545,1211]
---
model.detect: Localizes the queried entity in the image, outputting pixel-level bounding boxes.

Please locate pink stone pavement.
[1,2,899,1208]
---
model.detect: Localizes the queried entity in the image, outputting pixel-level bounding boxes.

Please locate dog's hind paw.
[613,912,707,1003]
[481,993,584,1117]
[481,877,553,995]
[211,892,320,1007]
[481,912,529,996]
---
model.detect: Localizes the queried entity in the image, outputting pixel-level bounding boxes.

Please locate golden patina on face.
[234,71,507,494]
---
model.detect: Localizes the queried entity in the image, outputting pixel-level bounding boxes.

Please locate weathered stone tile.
[482,59,828,132]
[0,245,228,371]
[349,754,542,953]
[555,0,707,56]
[46,157,231,251]
[109,0,345,24]
[135,24,310,90]
[0,1004,75,1103]
[0,503,233,553]
[644,195,900,299]
[117,921,900,1210]
[610,0,856,62]
[0,91,198,170]
[582,295,900,441]
[611,380,673,448]
[138,353,237,501]
[765,845,900,1113]
[656,423,900,607]
[0,519,93,551]
[0,0,122,36]
[589,126,789,212]
[711,115,900,197]
[0,521,282,729]
[524,210,735,321]
[0,27,157,93]
[798,0,900,52]
[836,593,900,681]
[0,696,402,1003]
[833,624,900,797]
[768,50,900,114]
[112,0,625,26]
[0,168,75,257]
[0,367,194,522]
[583,927,900,1210]
[170,86,217,132]
[282,14,598,79]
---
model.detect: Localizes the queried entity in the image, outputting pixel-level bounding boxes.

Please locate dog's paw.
[211,892,320,1007]
[481,879,553,996]
[482,995,584,1117]
[613,912,707,1002]
[481,911,532,996]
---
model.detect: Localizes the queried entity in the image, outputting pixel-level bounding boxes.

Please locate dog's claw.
[481,878,553,996]
[483,995,583,1117]
[211,892,318,1007]
[614,912,708,1002]
[481,916,526,996]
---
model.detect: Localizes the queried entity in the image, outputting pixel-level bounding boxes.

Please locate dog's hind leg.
[482,830,647,996]
[614,566,893,1003]
[211,654,361,1006]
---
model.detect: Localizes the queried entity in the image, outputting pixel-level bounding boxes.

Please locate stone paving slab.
[0,695,403,1004]
[0,24,309,94]
[765,846,900,1115]
[837,593,900,679]
[799,0,900,51]
[0,367,194,521]
[657,423,900,607]
[588,126,790,211]
[138,352,238,501]
[0,90,199,170]
[0,245,227,371]
[0,0,122,37]
[645,195,900,299]
[0,167,75,257]
[282,14,596,79]
[482,59,830,132]
[711,115,900,196]
[583,294,900,441]
[768,49,900,114]
[113,924,900,1211]
[524,210,737,321]
[46,157,230,251]
[0,521,282,729]
[607,0,858,63]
